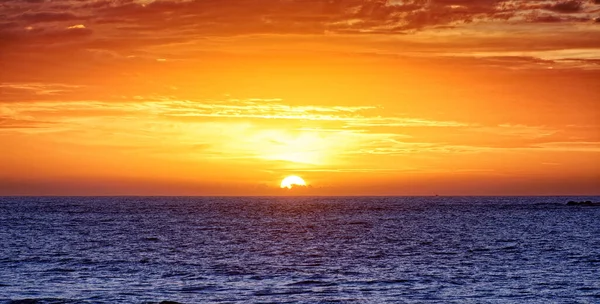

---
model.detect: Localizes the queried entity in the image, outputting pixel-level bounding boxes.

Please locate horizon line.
[1,195,599,198]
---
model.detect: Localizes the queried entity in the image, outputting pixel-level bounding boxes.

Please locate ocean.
[1,196,599,303]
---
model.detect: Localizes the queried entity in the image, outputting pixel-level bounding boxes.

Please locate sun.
[280,175,307,189]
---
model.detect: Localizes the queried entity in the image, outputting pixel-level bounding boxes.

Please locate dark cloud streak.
[20,11,82,23]
[2,0,598,38]
[545,0,583,13]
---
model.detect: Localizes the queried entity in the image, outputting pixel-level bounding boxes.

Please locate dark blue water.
[1,197,599,303]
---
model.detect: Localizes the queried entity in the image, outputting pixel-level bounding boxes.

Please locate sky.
[1,0,599,196]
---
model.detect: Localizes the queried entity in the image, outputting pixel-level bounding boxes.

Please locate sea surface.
[1,196,599,303]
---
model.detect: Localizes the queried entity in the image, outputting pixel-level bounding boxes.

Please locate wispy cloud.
[2,97,596,164]
[0,82,83,96]
[0,97,469,128]
[532,141,600,152]
[478,124,558,139]
[444,48,600,69]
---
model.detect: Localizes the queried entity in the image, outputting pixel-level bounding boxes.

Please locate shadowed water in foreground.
[1,196,599,303]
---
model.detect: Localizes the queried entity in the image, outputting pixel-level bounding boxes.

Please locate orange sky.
[1,0,599,195]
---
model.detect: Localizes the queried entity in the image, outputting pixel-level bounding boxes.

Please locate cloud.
[0,82,83,94]
[0,97,470,131]
[532,141,600,152]
[0,83,85,101]
[0,24,93,49]
[545,1,583,13]
[0,97,478,169]
[19,11,82,23]
[442,48,600,69]
[0,0,598,80]
[67,24,86,29]
[478,124,558,139]
[345,117,470,127]
[2,97,596,159]
[1,0,598,44]
[0,117,53,129]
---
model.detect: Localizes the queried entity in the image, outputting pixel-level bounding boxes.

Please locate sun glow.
[280,175,307,189]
